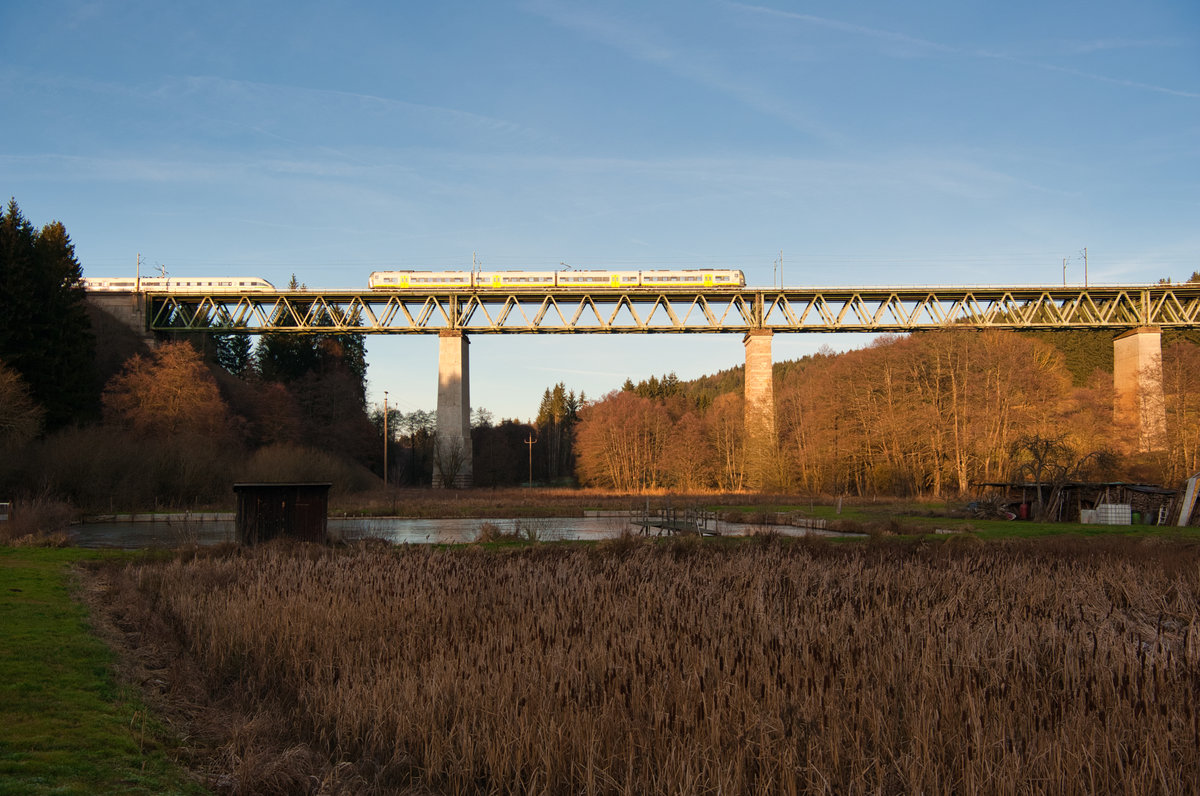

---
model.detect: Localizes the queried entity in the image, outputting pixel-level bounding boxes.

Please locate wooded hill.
[568,327,1200,496]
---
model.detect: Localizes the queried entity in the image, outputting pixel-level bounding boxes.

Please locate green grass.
[0,547,204,796]
[706,500,1200,542]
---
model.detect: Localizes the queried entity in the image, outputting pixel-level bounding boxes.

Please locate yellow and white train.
[82,269,747,293]
[367,269,746,290]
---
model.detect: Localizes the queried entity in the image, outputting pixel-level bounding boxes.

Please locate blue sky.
[3,1,1198,421]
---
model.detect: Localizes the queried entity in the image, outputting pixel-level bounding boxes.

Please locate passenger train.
[367,269,746,290]
[81,269,746,293]
[81,276,276,292]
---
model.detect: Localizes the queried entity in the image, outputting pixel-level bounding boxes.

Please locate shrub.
[239,444,378,495]
[0,494,74,545]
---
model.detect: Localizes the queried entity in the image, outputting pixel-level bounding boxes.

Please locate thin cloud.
[522,0,840,143]
[727,3,956,55]
[729,2,1198,100]
[1059,38,1184,55]
[172,75,537,138]
[994,56,1200,99]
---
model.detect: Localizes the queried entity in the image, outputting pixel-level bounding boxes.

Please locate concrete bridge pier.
[85,293,157,350]
[743,329,777,488]
[433,330,473,488]
[1114,327,1167,452]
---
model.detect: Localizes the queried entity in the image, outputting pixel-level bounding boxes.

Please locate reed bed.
[111,538,1200,794]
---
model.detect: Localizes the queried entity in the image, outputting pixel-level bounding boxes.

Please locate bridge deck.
[115,283,1200,333]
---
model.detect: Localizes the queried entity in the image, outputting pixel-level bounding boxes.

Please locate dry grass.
[97,538,1200,794]
[0,494,75,545]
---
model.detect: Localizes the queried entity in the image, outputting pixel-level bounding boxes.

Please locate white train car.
[81,276,275,292]
[367,269,745,290]
[479,272,556,289]
[638,270,744,288]
[368,271,473,289]
[555,270,642,288]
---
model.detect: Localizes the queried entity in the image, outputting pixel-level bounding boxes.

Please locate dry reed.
[107,538,1200,794]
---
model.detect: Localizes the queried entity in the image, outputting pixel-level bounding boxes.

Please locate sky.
[3,0,1199,422]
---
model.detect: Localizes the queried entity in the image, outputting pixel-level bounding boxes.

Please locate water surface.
[70,514,845,549]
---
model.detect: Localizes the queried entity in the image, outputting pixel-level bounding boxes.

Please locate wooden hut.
[233,482,331,545]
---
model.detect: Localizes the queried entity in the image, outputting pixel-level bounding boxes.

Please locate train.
[80,276,276,292]
[81,269,747,293]
[367,269,746,290]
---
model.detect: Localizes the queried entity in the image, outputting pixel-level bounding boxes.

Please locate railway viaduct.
[91,282,1200,487]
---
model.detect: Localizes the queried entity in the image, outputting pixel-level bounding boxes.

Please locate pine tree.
[0,200,97,428]
[536,382,580,482]
[215,332,253,376]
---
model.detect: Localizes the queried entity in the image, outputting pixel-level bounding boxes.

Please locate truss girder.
[145,285,1200,334]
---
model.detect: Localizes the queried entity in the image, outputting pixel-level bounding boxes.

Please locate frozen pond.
[69,515,847,548]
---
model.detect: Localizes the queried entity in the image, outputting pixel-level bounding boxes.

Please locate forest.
[3,198,1200,510]
[573,331,1200,495]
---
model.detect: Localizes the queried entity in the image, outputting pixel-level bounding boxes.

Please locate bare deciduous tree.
[0,359,43,449]
[102,341,230,437]
[1010,434,1118,520]
[434,437,468,488]
[575,391,670,491]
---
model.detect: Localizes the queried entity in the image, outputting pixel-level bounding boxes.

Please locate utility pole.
[1081,247,1088,286]
[779,249,783,289]
[383,391,389,487]
[524,433,537,488]
[1063,256,1067,286]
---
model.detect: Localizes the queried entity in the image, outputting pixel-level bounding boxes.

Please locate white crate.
[1094,504,1131,525]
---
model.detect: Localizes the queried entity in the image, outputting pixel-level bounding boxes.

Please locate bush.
[474,520,543,544]
[17,427,236,510]
[239,444,378,495]
[0,494,75,545]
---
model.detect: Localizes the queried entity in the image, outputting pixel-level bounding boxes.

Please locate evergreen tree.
[0,199,97,428]
[536,382,580,482]
[214,331,253,376]
[252,275,372,463]
[1019,330,1113,387]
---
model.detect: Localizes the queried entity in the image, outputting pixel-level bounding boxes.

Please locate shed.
[971,481,1177,524]
[233,482,331,545]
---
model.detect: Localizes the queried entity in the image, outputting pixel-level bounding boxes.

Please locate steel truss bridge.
[145,283,1200,334]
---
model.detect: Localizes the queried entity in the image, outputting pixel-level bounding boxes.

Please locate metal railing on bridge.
[145,283,1200,334]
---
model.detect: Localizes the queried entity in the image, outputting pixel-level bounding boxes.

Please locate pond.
[69,515,847,548]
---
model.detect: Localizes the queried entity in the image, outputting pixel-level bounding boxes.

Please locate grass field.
[0,547,202,795]
[86,534,1200,794]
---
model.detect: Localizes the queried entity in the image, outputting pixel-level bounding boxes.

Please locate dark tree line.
[0,199,97,429]
[0,198,381,506]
